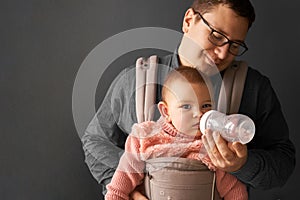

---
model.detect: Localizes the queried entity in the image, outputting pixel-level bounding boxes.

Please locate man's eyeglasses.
[194,11,248,56]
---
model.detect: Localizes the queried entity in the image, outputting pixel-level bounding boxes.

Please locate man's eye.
[181,104,192,109]
[211,31,224,41]
[231,43,240,49]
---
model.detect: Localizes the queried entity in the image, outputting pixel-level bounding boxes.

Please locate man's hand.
[202,129,247,172]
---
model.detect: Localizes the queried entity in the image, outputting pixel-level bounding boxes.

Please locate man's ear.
[158,101,171,122]
[182,8,196,33]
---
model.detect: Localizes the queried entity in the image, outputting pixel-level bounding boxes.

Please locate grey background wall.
[1,0,299,200]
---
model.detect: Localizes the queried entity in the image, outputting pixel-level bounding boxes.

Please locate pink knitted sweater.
[105,118,247,200]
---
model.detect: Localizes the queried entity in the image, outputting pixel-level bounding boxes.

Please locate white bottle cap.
[200,110,218,134]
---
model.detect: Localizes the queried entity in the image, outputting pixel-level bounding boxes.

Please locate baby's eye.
[181,104,192,110]
[202,103,212,109]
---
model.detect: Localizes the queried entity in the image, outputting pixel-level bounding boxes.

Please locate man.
[82,0,295,199]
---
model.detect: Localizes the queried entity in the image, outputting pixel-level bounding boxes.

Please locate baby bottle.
[200,110,255,144]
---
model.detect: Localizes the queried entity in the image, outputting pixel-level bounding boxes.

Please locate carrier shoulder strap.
[217,60,248,114]
[135,55,158,123]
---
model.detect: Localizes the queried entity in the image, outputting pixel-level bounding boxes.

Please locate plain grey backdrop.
[1,0,299,199]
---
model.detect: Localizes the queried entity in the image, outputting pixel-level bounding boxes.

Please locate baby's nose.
[193,109,202,118]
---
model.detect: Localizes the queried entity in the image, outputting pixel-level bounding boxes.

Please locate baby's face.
[166,79,212,137]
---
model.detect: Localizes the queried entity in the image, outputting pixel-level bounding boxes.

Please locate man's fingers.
[232,142,247,158]
[202,130,224,165]
[213,132,235,161]
[202,130,216,154]
[206,130,217,150]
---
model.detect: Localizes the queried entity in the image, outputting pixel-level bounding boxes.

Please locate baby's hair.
[161,66,207,101]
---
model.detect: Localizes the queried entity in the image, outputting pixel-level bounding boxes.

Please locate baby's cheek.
[172,118,183,131]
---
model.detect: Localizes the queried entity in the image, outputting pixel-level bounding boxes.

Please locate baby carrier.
[135,55,248,200]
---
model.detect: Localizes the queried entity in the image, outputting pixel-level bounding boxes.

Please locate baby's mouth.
[192,122,200,128]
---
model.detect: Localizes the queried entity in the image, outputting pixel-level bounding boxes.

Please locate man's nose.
[214,44,230,59]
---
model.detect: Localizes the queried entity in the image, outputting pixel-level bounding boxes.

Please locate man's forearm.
[231,147,295,189]
[82,130,126,197]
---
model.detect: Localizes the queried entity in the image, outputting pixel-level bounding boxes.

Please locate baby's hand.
[130,190,148,200]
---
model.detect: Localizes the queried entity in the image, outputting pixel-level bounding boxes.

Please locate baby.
[105,66,247,200]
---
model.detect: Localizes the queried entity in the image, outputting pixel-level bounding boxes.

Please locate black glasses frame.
[194,11,248,56]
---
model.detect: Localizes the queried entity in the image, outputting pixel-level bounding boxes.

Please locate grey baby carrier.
[135,55,248,200]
